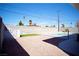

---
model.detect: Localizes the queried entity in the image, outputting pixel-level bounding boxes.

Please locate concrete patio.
[15,35,69,56]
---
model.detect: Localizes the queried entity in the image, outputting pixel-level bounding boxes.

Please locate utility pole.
[58,11,60,32]
[76,20,79,42]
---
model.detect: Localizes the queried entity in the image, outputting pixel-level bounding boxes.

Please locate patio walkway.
[15,35,69,56]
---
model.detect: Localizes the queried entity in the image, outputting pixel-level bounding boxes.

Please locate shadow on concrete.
[1,25,29,56]
[43,34,79,56]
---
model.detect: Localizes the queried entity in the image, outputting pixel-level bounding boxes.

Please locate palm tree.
[29,20,32,26]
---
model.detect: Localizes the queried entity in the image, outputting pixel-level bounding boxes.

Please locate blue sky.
[0,3,79,27]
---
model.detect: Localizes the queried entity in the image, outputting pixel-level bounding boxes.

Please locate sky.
[0,3,79,27]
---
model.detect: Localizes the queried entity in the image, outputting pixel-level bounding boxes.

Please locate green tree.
[19,20,24,26]
[53,25,55,27]
[61,24,65,28]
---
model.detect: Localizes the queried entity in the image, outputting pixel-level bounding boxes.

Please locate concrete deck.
[15,35,69,56]
[4,26,71,56]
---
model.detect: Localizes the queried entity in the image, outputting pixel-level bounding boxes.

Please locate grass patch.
[20,34,39,37]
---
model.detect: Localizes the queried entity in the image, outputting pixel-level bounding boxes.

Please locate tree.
[19,20,24,26]
[70,22,72,25]
[29,20,32,23]
[61,24,65,28]
[53,25,55,27]
[76,20,79,32]
[29,20,32,26]
[45,25,48,27]
[33,23,37,26]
